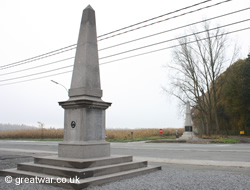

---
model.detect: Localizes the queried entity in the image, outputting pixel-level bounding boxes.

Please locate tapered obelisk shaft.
[69,5,102,99]
[184,101,192,131]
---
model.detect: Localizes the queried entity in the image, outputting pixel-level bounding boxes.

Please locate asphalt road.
[0,140,250,189]
[0,140,249,167]
[0,150,249,190]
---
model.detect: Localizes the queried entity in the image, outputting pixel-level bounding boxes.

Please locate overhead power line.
[2,17,247,78]
[0,0,230,70]
[99,7,250,51]
[0,57,74,76]
[0,45,75,70]
[99,27,250,65]
[97,0,214,38]
[99,19,250,60]
[2,18,248,76]
[0,70,72,87]
[0,65,73,82]
[1,26,249,86]
[98,0,233,41]
[0,47,76,70]
[1,8,247,77]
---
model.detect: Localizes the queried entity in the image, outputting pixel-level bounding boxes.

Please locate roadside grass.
[199,135,223,139]
[107,136,176,142]
[0,138,63,141]
[211,137,240,144]
[198,135,241,143]
[106,128,183,142]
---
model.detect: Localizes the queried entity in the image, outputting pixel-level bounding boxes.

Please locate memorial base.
[178,132,198,140]
[0,155,161,189]
[58,141,110,159]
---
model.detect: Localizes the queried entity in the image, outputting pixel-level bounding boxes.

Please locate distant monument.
[1,5,160,189]
[179,101,198,140]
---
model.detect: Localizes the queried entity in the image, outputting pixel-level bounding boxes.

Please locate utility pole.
[38,121,44,140]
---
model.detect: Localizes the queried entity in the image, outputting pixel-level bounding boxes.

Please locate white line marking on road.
[0,148,57,154]
[216,145,232,147]
[133,156,250,168]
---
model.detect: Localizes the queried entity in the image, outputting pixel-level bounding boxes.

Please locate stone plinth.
[179,132,198,140]
[58,141,110,159]
[58,98,111,159]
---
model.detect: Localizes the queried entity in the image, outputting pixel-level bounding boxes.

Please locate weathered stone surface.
[58,141,110,159]
[179,101,198,140]
[179,132,198,140]
[1,161,161,190]
[184,101,192,130]
[33,155,133,169]
[62,108,106,141]
[70,5,101,96]
[58,5,111,159]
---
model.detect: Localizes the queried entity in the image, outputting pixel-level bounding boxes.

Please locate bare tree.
[164,22,238,135]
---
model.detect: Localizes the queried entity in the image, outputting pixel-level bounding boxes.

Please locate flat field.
[0,128,183,142]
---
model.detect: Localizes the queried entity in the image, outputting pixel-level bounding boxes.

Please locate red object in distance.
[159,129,163,133]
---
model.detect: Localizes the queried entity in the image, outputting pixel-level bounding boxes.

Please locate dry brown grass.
[0,128,64,139]
[106,128,184,140]
[0,128,184,140]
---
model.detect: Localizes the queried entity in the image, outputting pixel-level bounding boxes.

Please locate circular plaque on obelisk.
[71,121,76,128]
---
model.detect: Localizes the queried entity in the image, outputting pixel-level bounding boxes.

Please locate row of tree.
[165,22,249,135]
[191,57,250,135]
[216,58,250,134]
[0,123,36,131]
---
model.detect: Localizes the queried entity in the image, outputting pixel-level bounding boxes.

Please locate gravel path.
[0,151,249,190]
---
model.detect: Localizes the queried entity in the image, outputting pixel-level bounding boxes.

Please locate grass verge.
[0,137,241,143]
[107,136,176,142]
[211,137,240,143]
[0,138,63,141]
[0,137,175,143]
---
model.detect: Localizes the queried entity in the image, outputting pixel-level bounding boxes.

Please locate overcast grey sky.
[0,0,249,129]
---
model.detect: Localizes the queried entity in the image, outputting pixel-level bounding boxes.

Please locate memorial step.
[1,165,161,190]
[33,155,132,168]
[17,160,148,179]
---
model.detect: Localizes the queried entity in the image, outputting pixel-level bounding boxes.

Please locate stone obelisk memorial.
[58,5,111,159]
[179,101,198,140]
[1,5,160,189]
